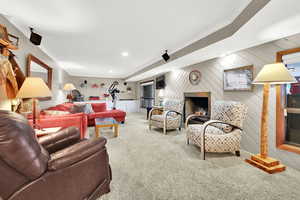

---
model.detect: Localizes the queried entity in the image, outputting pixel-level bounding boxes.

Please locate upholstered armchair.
[149,99,183,134]
[186,101,248,160]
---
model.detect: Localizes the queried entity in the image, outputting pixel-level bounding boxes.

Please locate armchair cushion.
[48,137,107,171]
[187,125,242,152]
[210,123,233,133]
[38,127,81,154]
[150,114,181,130]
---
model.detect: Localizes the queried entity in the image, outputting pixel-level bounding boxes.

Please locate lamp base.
[245,154,286,174]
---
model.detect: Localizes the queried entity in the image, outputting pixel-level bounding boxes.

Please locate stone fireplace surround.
[184,92,211,123]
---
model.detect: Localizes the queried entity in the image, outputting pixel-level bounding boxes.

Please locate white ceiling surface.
[0,0,252,78]
[127,0,300,81]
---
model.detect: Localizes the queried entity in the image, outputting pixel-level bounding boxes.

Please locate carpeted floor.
[93,113,300,200]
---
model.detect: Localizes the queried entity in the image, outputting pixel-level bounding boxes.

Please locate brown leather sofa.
[0,110,111,200]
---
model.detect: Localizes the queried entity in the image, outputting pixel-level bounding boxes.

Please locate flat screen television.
[156,75,165,89]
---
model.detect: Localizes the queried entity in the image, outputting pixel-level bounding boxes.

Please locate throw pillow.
[84,103,94,114]
[70,104,86,113]
[44,110,70,116]
[211,123,233,133]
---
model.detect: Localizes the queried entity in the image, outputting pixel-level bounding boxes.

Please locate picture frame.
[223,65,254,91]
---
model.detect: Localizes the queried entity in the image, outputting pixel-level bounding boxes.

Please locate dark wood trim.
[26,54,52,101]
[276,47,300,155]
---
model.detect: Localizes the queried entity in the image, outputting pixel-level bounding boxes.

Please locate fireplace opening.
[184,92,211,124]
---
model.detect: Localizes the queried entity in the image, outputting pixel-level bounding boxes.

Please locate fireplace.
[184,92,211,124]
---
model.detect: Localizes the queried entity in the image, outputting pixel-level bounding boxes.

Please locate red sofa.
[43,102,126,130]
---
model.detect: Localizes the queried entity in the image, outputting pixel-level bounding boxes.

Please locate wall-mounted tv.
[156,75,165,89]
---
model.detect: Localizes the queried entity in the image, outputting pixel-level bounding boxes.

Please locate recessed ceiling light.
[121,52,129,57]
[109,70,113,73]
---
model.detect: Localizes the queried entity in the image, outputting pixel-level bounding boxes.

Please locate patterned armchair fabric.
[149,99,183,134]
[186,101,248,160]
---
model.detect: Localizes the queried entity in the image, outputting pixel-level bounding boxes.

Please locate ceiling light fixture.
[121,52,129,57]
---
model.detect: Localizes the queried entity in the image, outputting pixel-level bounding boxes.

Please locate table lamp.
[16,77,52,129]
[63,83,76,102]
[245,63,296,174]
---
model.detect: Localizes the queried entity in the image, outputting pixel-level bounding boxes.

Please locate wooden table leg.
[95,126,100,138]
[114,124,119,137]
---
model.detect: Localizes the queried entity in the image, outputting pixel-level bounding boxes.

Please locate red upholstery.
[29,113,88,139]
[88,109,126,126]
[30,103,126,137]
[89,96,100,100]
[91,103,107,112]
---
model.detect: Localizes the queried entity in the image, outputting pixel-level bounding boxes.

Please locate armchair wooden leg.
[235,151,240,157]
[187,138,189,145]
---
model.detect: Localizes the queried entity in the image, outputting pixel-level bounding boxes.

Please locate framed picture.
[223,65,254,91]
[0,24,9,41]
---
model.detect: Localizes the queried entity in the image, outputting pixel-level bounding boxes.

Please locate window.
[276,48,300,154]
[140,81,155,108]
[285,62,300,147]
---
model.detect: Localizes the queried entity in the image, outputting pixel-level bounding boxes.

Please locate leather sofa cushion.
[91,103,107,112]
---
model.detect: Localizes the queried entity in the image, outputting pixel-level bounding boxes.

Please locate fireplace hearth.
[184,92,211,124]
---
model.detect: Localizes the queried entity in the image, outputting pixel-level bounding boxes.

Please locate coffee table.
[95,117,119,138]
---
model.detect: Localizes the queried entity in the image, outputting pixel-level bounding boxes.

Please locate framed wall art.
[223,65,254,91]
[189,70,201,85]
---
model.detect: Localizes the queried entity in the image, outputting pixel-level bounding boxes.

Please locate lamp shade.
[63,83,76,91]
[253,63,296,84]
[16,77,52,98]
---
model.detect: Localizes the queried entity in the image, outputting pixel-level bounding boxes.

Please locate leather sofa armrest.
[48,137,107,171]
[38,127,81,154]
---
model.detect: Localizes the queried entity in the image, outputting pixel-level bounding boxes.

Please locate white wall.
[139,33,300,170]
[0,14,72,109]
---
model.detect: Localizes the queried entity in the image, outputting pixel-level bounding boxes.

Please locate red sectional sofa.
[30,102,126,138]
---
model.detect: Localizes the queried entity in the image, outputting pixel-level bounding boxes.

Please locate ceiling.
[0,0,252,78]
[126,0,300,81]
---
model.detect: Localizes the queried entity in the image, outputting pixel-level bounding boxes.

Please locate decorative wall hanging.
[189,70,201,85]
[91,83,99,88]
[223,65,254,91]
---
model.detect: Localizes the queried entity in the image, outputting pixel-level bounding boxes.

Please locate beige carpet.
[93,113,300,200]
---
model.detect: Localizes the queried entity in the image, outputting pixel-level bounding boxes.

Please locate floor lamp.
[245,63,296,174]
[16,77,52,129]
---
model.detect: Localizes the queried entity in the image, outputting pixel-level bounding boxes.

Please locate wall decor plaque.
[223,65,254,91]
